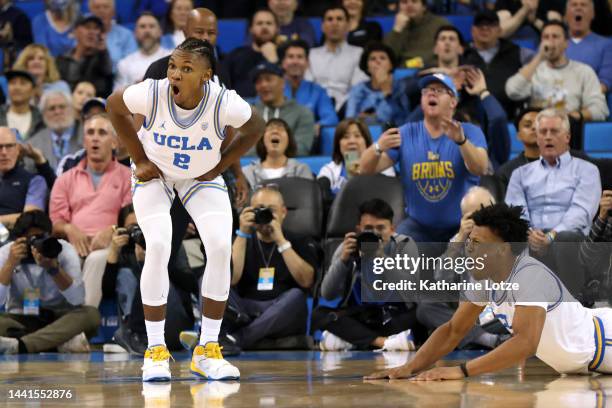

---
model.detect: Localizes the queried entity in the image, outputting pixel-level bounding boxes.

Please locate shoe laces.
[146,346,174,363]
[198,343,224,359]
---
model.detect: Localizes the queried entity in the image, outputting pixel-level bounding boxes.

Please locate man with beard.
[222,9,281,98]
[114,13,170,90]
[27,90,80,172]
[505,21,608,123]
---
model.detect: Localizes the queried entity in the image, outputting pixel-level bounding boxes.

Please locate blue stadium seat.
[240,156,255,168]
[320,126,336,156]
[445,15,474,42]
[297,155,331,175]
[584,122,612,158]
[513,39,537,50]
[508,123,522,151]
[217,20,248,54]
[14,1,45,20]
[394,68,418,80]
[0,76,7,102]
[308,17,322,45]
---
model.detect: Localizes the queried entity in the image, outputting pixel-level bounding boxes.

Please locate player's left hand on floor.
[364,365,413,380]
[409,366,464,381]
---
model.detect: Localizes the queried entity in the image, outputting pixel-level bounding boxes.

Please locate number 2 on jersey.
[173,153,191,169]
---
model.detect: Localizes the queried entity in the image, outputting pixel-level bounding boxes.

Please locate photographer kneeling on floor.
[0,211,100,354]
[313,198,425,351]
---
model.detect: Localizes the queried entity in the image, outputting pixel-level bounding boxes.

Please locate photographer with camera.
[101,204,196,353]
[313,198,422,351]
[228,186,318,350]
[0,210,100,354]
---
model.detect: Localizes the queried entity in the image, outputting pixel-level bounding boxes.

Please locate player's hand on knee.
[135,159,162,182]
[239,207,255,233]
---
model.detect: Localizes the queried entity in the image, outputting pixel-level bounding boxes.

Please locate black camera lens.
[29,234,62,259]
[127,225,146,249]
[356,230,381,246]
[254,207,274,225]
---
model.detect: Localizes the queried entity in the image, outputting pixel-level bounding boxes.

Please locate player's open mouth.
[575,14,583,22]
[172,85,180,96]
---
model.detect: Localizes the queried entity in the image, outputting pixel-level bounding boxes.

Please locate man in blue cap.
[251,62,315,156]
[360,73,489,244]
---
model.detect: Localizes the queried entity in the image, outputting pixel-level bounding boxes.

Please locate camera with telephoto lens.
[118,225,146,250]
[253,207,274,225]
[353,229,382,258]
[28,233,63,259]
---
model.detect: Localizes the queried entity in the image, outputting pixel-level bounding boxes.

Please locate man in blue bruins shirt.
[360,73,489,243]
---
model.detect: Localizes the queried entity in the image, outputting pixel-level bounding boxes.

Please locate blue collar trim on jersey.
[144,80,159,131]
[167,82,210,129]
[213,87,227,140]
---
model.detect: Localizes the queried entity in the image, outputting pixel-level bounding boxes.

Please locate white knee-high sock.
[145,320,166,348]
[200,316,222,346]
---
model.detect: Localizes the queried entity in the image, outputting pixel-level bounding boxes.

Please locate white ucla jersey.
[124,78,251,180]
[467,252,596,373]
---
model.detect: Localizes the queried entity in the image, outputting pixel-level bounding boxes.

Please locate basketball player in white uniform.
[107,38,264,382]
[366,203,612,380]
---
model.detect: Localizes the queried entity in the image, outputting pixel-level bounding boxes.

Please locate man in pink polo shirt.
[50,113,131,306]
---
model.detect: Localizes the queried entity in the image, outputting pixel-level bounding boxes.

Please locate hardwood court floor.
[0,350,609,407]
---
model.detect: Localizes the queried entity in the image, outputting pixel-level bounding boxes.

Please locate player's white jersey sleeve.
[123,79,153,116]
[220,89,252,129]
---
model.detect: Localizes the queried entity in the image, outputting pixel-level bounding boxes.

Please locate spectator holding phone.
[228,186,318,350]
[318,119,395,197]
[241,118,313,189]
[360,73,488,243]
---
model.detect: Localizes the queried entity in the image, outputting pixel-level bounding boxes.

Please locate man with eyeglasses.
[0,127,47,230]
[505,108,601,297]
[360,73,488,245]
